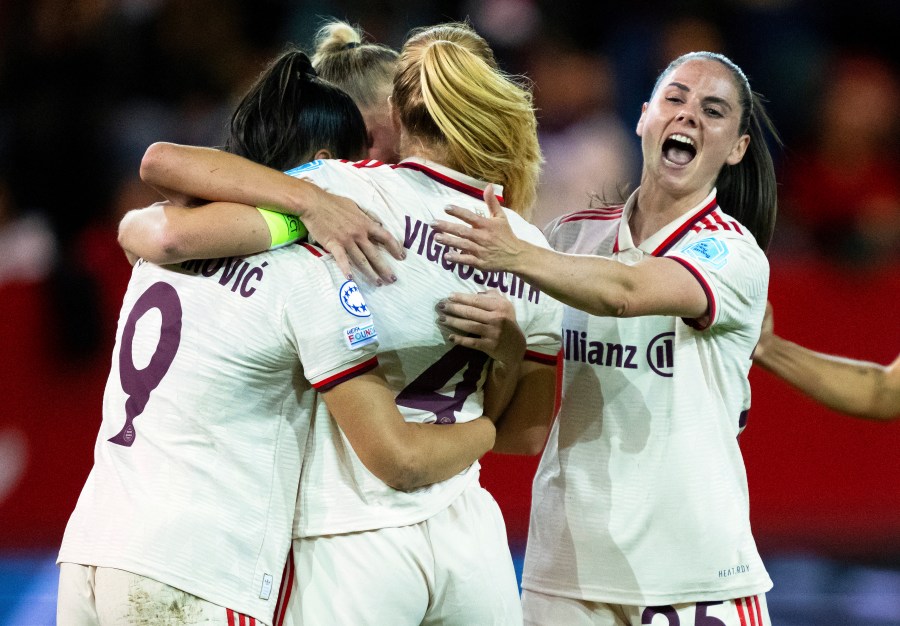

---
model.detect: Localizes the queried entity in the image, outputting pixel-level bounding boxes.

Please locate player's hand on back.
[432,184,524,273]
[437,290,525,367]
[303,189,405,286]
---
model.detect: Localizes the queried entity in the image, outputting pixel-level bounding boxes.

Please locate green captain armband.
[257,207,308,249]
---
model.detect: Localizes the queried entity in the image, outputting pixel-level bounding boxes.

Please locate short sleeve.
[507,212,564,363]
[522,291,563,365]
[665,234,769,331]
[281,243,379,389]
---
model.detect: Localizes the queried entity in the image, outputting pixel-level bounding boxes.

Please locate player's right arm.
[138,142,403,282]
[118,200,271,265]
[321,369,496,491]
[754,303,900,421]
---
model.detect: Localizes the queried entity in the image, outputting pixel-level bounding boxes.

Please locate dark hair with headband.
[224,47,368,170]
[652,51,781,251]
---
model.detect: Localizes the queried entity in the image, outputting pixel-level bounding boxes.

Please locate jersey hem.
[520,576,774,606]
[524,348,560,365]
[311,356,378,390]
[296,467,478,538]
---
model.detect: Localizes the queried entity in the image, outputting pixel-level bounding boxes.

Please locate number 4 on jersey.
[395,346,488,424]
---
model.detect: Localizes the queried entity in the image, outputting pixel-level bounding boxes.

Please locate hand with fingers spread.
[432,185,534,274]
[436,290,526,366]
[301,187,405,286]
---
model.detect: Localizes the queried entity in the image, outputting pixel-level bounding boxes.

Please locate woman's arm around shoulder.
[140,142,405,282]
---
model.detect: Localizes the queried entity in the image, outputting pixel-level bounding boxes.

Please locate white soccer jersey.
[522,189,773,605]
[58,242,379,624]
[286,157,563,537]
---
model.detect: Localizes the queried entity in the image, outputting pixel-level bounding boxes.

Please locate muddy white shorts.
[57,563,265,625]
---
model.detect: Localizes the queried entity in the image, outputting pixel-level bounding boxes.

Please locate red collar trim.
[393,161,505,204]
[650,197,718,257]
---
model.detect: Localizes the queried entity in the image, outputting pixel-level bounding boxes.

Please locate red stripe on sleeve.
[559,207,623,224]
[702,215,720,232]
[667,256,716,330]
[524,350,559,365]
[712,211,732,231]
[299,242,324,257]
[313,357,379,391]
[651,197,717,256]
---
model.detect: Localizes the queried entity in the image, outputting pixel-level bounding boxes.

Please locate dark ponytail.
[224,46,368,170]
[715,91,781,251]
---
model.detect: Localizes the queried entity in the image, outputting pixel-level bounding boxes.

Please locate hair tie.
[344,41,360,50]
[297,64,317,81]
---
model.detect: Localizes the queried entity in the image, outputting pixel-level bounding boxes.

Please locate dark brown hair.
[224,47,368,169]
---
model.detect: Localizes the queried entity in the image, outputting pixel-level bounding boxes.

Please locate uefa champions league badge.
[681,237,730,270]
[284,159,324,176]
[339,280,371,317]
[339,280,376,349]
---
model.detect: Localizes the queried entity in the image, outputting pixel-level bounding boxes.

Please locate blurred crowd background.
[1,0,899,624]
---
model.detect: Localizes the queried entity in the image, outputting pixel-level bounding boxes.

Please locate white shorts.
[281,481,522,626]
[522,588,770,626]
[57,563,265,626]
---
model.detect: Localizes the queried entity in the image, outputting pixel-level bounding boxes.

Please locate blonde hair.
[312,21,398,112]
[393,23,542,216]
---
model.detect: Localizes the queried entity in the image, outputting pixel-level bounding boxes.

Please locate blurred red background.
[3,257,898,560]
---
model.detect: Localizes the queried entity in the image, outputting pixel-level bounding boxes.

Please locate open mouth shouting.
[662,133,696,166]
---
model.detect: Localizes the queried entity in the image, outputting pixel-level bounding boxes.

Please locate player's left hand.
[302,189,405,286]
[431,185,524,273]
[437,290,525,366]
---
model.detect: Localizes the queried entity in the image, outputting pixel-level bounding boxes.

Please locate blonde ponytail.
[312,20,398,111]
[394,23,541,216]
[312,21,362,56]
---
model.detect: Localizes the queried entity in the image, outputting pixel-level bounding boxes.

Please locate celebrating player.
[56,48,495,626]
[432,51,780,625]
[117,22,563,625]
